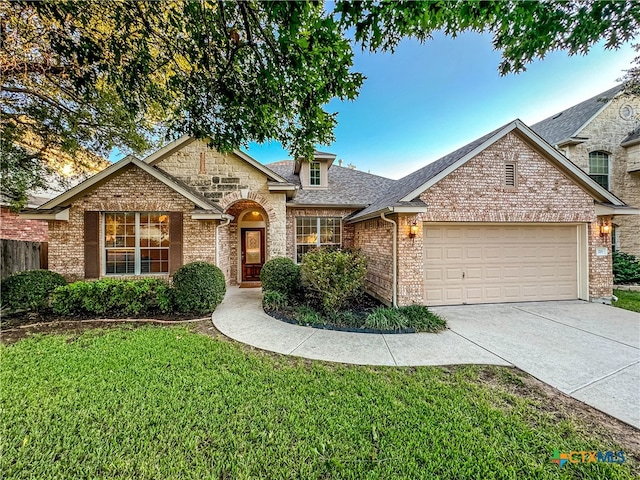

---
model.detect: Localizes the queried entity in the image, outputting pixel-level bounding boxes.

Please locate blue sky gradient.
[245,31,636,179]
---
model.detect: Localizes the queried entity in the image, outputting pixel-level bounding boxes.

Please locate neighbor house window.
[295,217,341,263]
[588,151,609,189]
[309,161,321,186]
[104,212,169,275]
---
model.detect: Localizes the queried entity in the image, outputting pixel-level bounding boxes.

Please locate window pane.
[589,175,609,189]
[105,249,135,274]
[589,152,609,174]
[310,162,321,186]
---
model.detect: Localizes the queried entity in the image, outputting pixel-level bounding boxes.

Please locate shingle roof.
[622,127,640,146]
[531,85,623,145]
[348,122,510,221]
[266,161,397,206]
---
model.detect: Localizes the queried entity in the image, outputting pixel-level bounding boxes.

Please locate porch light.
[409,222,418,239]
[600,222,611,236]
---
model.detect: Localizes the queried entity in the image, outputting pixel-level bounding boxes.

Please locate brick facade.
[353,132,613,306]
[48,165,216,281]
[354,218,393,304]
[559,95,640,256]
[1,207,48,242]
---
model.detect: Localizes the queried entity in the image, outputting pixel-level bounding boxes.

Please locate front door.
[241,228,265,281]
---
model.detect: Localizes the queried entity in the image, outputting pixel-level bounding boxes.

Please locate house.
[531,85,640,256]
[21,119,638,306]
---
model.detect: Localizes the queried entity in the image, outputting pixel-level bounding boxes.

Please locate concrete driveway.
[432,301,640,429]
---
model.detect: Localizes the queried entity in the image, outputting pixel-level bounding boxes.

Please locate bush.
[172,262,226,314]
[300,248,367,313]
[1,270,67,313]
[51,278,173,317]
[263,290,288,310]
[260,257,300,296]
[613,251,640,284]
[365,308,408,331]
[398,305,447,332]
[294,305,323,325]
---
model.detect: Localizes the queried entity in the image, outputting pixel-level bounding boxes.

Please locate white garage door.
[424,225,578,305]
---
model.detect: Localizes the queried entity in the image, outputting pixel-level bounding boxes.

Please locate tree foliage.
[2,0,639,207]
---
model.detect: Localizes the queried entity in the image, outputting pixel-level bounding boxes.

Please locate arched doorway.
[237,209,266,282]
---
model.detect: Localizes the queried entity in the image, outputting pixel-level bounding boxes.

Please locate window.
[309,161,321,186]
[295,217,341,263]
[612,225,620,252]
[589,151,609,189]
[505,162,517,187]
[104,212,170,275]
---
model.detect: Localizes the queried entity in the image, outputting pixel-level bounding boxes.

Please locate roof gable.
[144,135,290,184]
[37,155,223,212]
[531,85,623,146]
[349,119,625,222]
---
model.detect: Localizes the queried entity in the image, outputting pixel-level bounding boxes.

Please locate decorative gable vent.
[505,163,517,187]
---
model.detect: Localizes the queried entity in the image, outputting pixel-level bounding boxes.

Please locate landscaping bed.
[260,252,446,333]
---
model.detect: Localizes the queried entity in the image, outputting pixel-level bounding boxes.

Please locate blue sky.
[245,31,636,179]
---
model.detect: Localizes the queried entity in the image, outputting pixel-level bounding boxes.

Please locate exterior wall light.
[600,222,611,236]
[409,222,418,239]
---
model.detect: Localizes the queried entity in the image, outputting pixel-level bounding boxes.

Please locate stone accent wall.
[561,95,640,256]
[48,165,216,281]
[353,217,393,304]
[284,207,357,261]
[1,207,48,242]
[156,139,287,261]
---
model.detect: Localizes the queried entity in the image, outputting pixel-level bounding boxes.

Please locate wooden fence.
[0,239,48,281]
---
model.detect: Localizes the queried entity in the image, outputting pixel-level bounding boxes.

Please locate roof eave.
[19,208,69,221]
[595,203,640,216]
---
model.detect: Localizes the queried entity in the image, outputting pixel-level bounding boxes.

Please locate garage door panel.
[424,225,578,305]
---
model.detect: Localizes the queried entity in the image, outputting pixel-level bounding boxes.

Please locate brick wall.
[1,207,48,242]
[353,218,393,304]
[48,165,216,281]
[354,131,613,306]
[562,95,640,256]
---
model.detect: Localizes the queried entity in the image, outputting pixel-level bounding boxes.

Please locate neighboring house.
[22,120,638,306]
[532,85,640,256]
[1,195,51,243]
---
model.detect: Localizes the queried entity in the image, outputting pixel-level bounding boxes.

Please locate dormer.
[294,151,336,189]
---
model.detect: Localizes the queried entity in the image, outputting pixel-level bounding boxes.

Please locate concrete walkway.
[212,287,640,428]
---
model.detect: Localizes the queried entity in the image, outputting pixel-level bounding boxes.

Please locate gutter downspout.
[380,210,397,307]
[215,216,232,267]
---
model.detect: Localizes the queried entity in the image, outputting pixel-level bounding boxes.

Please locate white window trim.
[588,151,611,190]
[103,212,169,276]
[309,161,321,186]
[295,216,342,263]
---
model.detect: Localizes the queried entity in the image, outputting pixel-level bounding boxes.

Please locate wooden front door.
[241,228,265,282]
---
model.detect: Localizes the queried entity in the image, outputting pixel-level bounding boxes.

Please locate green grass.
[2,327,636,479]
[613,289,640,313]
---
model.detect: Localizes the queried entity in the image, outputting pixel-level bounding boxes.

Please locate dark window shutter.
[84,211,100,279]
[169,212,183,275]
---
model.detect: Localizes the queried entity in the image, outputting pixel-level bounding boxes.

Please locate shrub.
[300,248,367,313]
[1,270,67,313]
[260,257,300,296]
[397,305,447,332]
[365,308,408,331]
[51,278,173,317]
[263,290,288,310]
[613,251,640,285]
[294,305,324,325]
[172,262,226,314]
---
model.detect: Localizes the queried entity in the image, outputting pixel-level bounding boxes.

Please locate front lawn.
[2,326,637,479]
[613,289,640,313]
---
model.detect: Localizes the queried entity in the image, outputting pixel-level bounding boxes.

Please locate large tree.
[2,0,639,208]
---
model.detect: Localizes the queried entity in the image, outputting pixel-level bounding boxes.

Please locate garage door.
[424,225,578,305]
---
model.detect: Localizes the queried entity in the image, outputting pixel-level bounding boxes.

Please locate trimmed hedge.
[1,270,67,313]
[51,278,172,317]
[260,257,300,296]
[172,262,226,314]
